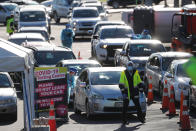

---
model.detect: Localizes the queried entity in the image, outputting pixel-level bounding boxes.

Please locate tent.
[0,38,35,131]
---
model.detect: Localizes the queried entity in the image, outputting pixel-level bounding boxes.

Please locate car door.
[152,56,161,91]
[0,6,6,23]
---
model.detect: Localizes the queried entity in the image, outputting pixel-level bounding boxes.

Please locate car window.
[148,56,155,66]
[9,38,45,45]
[20,11,46,22]
[176,64,188,77]
[4,4,17,11]
[0,6,5,12]
[35,51,76,66]
[78,71,87,82]
[90,71,121,85]
[19,30,49,41]
[0,74,11,87]
[129,44,166,57]
[73,9,98,18]
[154,56,160,67]
[100,28,133,39]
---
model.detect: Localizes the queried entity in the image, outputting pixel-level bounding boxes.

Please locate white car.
[18,5,51,33]
[81,2,108,21]
[0,72,17,121]
[93,25,134,64]
[69,7,101,36]
[8,33,46,45]
[163,59,191,102]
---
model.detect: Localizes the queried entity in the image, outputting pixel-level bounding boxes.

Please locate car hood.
[19,21,47,27]
[91,85,121,95]
[177,77,191,85]
[72,17,101,22]
[100,38,130,45]
[0,88,16,98]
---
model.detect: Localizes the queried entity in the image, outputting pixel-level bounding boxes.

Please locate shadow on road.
[74,37,91,42]
[0,114,17,125]
[50,22,68,26]
[69,112,142,125]
[114,123,143,131]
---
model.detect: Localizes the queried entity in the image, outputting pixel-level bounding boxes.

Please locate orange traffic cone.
[48,100,56,131]
[78,51,82,59]
[180,94,193,130]
[147,76,153,104]
[167,85,177,116]
[160,80,169,110]
[179,90,184,123]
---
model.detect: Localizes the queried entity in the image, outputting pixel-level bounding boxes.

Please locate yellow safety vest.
[119,70,142,100]
[6,18,14,34]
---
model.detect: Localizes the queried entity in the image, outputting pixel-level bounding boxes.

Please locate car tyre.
[53,12,60,23]
[112,1,119,9]
[12,110,17,121]
[86,101,93,120]
[142,112,146,119]
[73,98,81,115]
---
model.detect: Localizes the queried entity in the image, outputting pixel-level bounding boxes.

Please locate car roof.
[171,59,189,66]
[96,21,125,25]
[20,5,46,12]
[0,3,18,6]
[22,41,53,47]
[73,7,98,11]
[19,26,48,32]
[100,25,132,30]
[88,67,125,72]
[152,51,192,57]
[82,2,102,6]
[25,44,72,52]
[128,39,162,44]
[9,33,45,39]
[59,59,101,65]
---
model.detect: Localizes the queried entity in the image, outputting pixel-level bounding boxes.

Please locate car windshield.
[129,44,166,57]
[20,11,46,22]
[177,64,188,77]
[73,9,98,18]
[4,4,17,11]
[19,30,49,41]
[0,74,11,87]
[66,64,101,75]
[35,51,75,66]
[94,23,123,35]
[100,28,133,39]
[9,38,45,45]
[90,71,121,85]
[86,5,104,13]
[162,57,190,71]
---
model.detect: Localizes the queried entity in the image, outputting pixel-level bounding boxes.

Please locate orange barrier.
[160,80,169,110]
[167,85,177,116]
[147,76,153,104]
[48,100,57,131]
[180,93,192,130]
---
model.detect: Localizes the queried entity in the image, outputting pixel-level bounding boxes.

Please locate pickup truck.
[114,39,166,79]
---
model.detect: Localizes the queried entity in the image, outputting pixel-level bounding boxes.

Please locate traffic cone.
[48,100,56,131]
[78,51,82,59]
[180,93,193,130]
[179,90,184,123]
[160,80,169,110]
[167,85,177,116]
[147,76,153,104]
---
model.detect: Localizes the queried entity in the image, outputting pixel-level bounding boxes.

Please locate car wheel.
[112,2,119,9]
[73,98,81,115]
[53,12,60,23]
[12,110,17,121]
[142,112,146,119]
[86,101,93,120]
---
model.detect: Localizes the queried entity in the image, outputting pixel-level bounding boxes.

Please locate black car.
[107,0,163,8]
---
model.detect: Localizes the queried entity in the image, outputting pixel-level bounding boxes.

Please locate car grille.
[104,106,136,112]
[107,45,123,57]
[80,22,96,26]
[79,28,93,31]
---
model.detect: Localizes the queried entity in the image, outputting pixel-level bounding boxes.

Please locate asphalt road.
[0,3,196,131]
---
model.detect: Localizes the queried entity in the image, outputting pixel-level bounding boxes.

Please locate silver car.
[0,3,18,25]
[69,7,101,36]
[73,67,146,119]
[0,72,17,120]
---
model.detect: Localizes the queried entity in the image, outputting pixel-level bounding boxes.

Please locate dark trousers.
[122,97,143,122]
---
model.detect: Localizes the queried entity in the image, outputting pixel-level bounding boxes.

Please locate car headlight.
[100,44,107,49]
[92,92,104,100]
[73,21,77,26]
[178,83,190,90]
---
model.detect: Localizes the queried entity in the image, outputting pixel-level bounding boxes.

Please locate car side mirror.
[93,35,98,39]
[50,36,55,40]
[166,73,173,78]
[79,82,86,88]
[120,51,127,56]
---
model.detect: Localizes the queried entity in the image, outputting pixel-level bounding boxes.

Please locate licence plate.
[115,102,123,107]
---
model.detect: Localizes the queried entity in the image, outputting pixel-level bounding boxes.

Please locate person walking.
[61,23,75,49]
[119,61,145,125]
[6,14,15,36]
